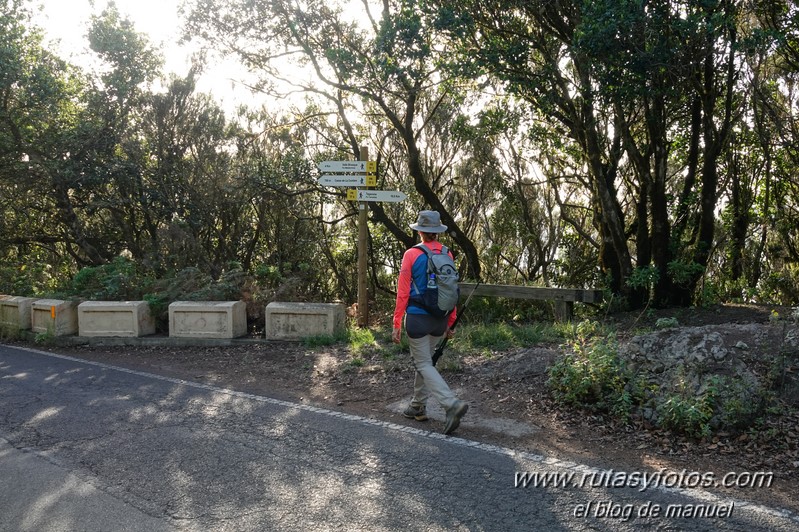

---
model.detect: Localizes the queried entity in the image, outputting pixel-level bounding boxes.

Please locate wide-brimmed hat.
[410,210,448,233]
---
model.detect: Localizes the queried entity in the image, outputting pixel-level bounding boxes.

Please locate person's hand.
[446,328,455,339]
[392,327,402,344]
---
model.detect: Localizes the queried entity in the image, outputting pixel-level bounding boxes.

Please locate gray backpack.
[411,244,460,317]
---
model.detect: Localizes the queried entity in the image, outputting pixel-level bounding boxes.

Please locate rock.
[785,327,799,348]
[618,323,776,431]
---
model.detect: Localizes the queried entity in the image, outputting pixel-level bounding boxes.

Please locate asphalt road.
[1,343,797,531]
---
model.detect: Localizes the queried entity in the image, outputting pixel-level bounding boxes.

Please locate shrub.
[655,317,679,329]
[654,372,766,438]
[547,321,640,422]
[656,368,718,439]
[657,393,715,439]
[0,262,61,296]
[69,256,149,300]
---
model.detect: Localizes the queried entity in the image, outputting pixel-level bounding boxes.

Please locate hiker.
[392,210,468,435]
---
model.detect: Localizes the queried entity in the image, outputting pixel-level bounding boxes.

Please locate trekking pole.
[432,280,481,367]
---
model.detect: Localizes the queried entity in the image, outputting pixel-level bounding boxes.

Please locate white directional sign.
[318,174,377,187]
[318,160,376,173]
[347,189,407,203]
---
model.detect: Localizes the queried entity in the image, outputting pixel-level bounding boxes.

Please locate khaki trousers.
[407,333,457,410]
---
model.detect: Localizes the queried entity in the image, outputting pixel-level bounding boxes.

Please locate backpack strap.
[410,244,429,298]
[414,243,448,265]
[414,243,433,255]
[414,243,434,274]
[409,243,440,304]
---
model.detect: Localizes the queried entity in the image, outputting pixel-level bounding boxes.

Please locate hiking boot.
[443,400,468,435]
[402,404,429,421]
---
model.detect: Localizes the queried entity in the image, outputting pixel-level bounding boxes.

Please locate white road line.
[4,342,798,525]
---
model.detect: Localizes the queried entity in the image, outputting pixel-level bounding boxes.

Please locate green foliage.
[653,369,770,439]
[667,261,705,288]
[455,322,563,355]
[460,323,515,351]
[302,326,366,349]
[715,377,765,431]
[254,264,283,286]
[0,261,62,296]
[143,293,169,325]
[626,266,660,304]
[5,0,799,321]
[695,279,724,308]
[655,317,679,329]
[457,297,551,324]
[88,3,163,94]
[759,264,799,305]
[547,321,640,422]
[139,265,258,330]
[69,256,148,300]
[301,333,340,348]
[658,391,716,440]
[33,322,56,345]
[346,326,377,354]
[34,331,55,345]
[656,372,731,439]
[626,266,659,291]
[556,319,611,343]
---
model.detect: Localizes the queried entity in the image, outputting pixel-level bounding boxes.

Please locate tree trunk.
[576,63,633,300]
[406,140,482,280]
[690,8,737,296]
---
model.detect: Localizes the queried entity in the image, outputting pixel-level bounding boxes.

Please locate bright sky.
[32,0,255,114]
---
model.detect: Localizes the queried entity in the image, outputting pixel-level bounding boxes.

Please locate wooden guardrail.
[458,283,603,321]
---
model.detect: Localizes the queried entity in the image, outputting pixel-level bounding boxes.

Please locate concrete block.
[265,302,345,340]
[78,301,156,337]
[0,296,36,331]
[31,299,79,336]
[168,301,247,339]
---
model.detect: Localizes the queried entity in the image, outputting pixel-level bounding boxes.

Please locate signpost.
[318,160,376,173]
[346,189,407,202]
[318,174,377,187]
[317,151,407,326]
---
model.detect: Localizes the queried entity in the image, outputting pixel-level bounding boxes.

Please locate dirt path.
[17,303,799,515]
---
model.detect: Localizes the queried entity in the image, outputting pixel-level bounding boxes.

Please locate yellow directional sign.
[347,189,407,203]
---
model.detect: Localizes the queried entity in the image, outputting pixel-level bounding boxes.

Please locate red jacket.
[393,241,457,330]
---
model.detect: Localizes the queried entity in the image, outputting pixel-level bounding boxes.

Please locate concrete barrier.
[31,299,79,336]
[0,296,36,333]
[78,301,156,337]
[264,302,345,340]
[168,301,247,339]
